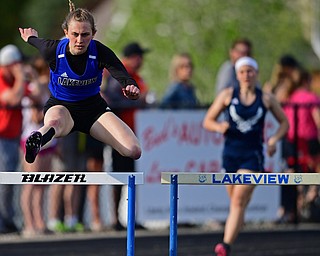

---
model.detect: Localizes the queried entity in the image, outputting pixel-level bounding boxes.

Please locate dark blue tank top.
[224,87,267,155]
[48,38,102,101]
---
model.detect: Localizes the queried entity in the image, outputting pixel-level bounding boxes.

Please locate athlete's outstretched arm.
[19,28,38,42]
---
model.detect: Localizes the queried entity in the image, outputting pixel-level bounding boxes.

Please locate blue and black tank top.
[223,86,267,155]
[48,38,102,101]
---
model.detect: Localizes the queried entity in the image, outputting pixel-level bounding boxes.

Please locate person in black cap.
[263,54,304,225]
[263,54,302,96]
[123,42,149,57]
[103,42,150,231]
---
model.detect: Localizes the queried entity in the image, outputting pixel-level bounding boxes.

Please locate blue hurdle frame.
[127,175,136,256]
[169,175,178,256]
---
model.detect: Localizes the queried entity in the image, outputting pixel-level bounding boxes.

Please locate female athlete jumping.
[19,0,141,164]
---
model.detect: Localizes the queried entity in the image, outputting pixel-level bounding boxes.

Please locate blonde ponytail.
[61,0,97,34]
[69,0,76,12]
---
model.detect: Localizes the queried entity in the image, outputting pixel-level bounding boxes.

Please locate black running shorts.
[44,93,111,134]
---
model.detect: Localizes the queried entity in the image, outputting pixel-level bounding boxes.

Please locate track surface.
[0,224,319,256]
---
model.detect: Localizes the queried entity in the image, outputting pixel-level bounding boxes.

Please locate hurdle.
[161,172,320,256]
[0,171,144,256]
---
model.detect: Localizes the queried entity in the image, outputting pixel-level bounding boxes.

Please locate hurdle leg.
[127,175,136,256]
[169,174,178,256]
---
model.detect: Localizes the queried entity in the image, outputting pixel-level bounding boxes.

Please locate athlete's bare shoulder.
[218,87,233,106]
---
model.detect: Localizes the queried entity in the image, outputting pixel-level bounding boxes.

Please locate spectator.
[20,56,57,237]
[283,71,320,173]
[0,44,27,234]
[84,134,105,232]
[103,41,150,230]
[160,53,199,109]
[282,71,320,222]
[265,54,303,224]
[300,185,320,222]
[215,38,252,95]
[203,57,289,256]
[264,54,302,99]
[47,132,85,233]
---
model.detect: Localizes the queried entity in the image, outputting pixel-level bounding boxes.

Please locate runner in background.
[203,57,289,256]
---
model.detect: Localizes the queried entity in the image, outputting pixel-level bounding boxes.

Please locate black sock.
[223,242,231,252]
[41,127,56,146]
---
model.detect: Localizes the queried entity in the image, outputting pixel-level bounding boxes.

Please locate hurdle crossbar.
[0,172,143,256]
[162,172,320,256]
[161,172,320,185]
[0,172,144,185]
